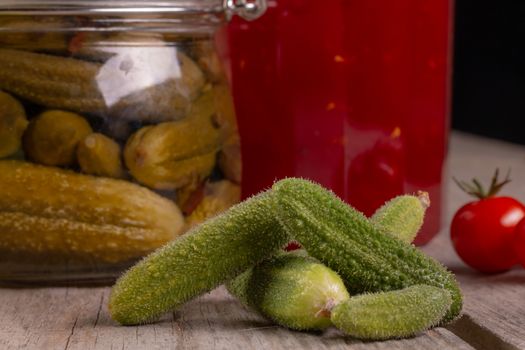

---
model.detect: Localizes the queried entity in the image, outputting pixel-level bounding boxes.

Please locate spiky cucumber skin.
[272,178,462,323]
[331,285,452,340]
[227,251,350,331]
[371,194,427,243]
[109,191,289,325]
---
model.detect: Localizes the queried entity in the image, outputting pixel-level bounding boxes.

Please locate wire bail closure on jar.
[0,0,268,33]
[224,0,267,21]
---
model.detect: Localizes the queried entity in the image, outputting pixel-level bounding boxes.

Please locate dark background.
[452,1,525,144]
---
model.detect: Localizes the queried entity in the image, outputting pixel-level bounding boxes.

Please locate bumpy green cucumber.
[371,191,430,243]
[227,251,350,331]
[331,285,451,340]
[109,191,289,325]
[272,178,462,323]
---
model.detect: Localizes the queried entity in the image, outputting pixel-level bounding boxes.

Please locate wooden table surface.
[1,131,525,350]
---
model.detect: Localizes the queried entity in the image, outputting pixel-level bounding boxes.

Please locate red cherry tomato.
[451,197,525,273]
[450,170,525,273]
[513,218,525,268]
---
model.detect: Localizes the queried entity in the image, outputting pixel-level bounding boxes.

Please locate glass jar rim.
[0,1,224,15]
[0,0,266,21]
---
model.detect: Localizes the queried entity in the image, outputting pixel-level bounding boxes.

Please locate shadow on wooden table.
[447,263,525,286]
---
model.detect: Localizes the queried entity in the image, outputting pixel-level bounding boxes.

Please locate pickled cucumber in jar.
[0,91,28,158]
[124,87,223,190]
[77,133,125,179]
[219,136,242,184]
[185,180,241,228]
[23,110,93,167]
[0,47,206,122]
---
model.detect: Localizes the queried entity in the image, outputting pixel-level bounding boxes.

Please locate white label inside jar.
[96,46,182,107]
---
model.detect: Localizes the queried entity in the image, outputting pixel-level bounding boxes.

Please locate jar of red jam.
[227,0,453,244]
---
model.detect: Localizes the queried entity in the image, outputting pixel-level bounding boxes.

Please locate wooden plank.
[423,233,525,350]
[0,286,473,350]
[421,132,525,350]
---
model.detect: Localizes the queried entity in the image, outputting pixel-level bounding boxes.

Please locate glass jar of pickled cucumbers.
[0,0,264,284]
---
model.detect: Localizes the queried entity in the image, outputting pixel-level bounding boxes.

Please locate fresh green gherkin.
[331,285,452,340]
[109,191,289,325]
[371,191,430,243]
[227,251,350,331]
[272,178,462,323]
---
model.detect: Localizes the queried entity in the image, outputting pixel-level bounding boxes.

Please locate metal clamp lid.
[224,0,267,21]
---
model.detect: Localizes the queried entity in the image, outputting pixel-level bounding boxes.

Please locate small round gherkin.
[77,133,125,179]
[0,91,28,158]
[23,110,93,166]
[227,251,350,331]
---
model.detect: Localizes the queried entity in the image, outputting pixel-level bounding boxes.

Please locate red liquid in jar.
[227,0,453,245]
